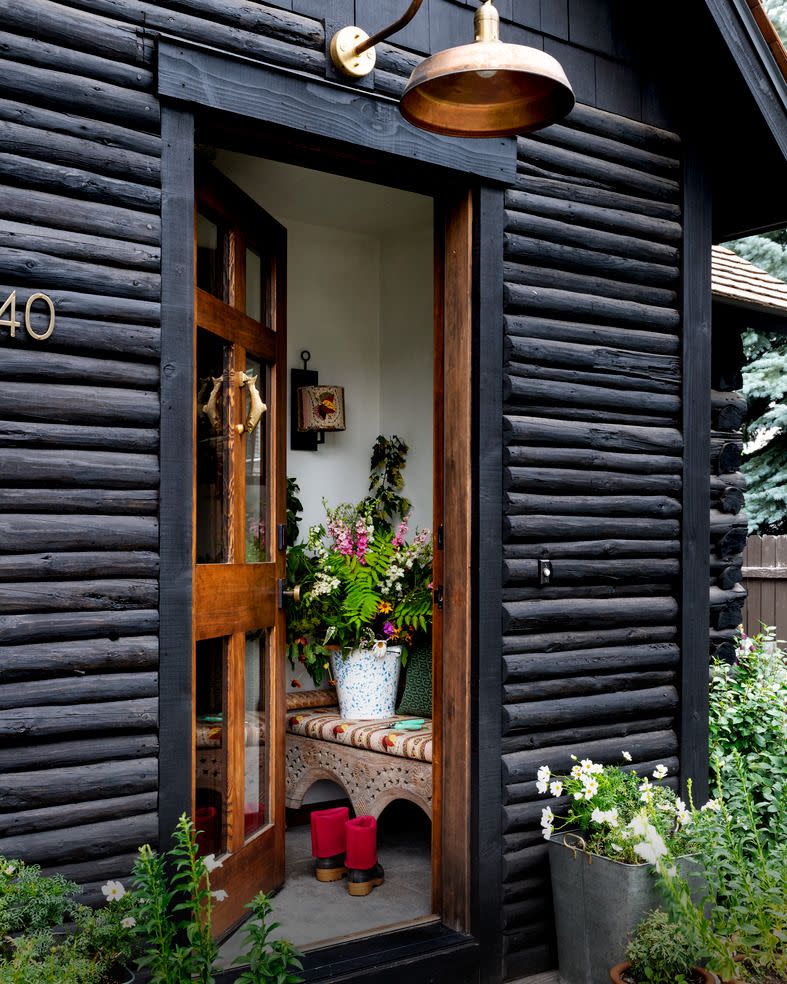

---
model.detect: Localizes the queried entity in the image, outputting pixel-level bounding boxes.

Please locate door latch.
[538,558,553,586]
[278,579,302,609]
[434,585,444,609]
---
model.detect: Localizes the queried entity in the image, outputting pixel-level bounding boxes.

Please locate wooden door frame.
[159,49,506,977]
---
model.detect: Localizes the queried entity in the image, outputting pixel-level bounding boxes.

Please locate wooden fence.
[742,535,787,640]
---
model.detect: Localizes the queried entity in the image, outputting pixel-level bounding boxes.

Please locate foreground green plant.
[625,909,697,984]
[233,892,303,984]
[132,813,221,984]
[710,626,787,841]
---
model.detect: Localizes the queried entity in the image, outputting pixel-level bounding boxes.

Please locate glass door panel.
[195,637,228,857]
[244,630,268,841]
[196,328,229,564]
[244,355,269,564]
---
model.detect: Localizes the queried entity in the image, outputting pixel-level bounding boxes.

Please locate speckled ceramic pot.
[331,642,401,720]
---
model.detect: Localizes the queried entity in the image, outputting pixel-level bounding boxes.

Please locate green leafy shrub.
[233,892,303,984]
[0,857,79,938]
[709,626,787,839]
[626,909,696,984]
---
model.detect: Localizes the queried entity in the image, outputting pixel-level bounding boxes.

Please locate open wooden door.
[193,166,287,935]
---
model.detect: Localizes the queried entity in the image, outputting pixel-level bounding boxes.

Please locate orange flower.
[377,601,393,614]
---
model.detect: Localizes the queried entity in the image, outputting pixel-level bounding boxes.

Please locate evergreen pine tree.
[724,1,787,532]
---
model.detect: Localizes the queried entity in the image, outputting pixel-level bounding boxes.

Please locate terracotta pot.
[609,962,716,984]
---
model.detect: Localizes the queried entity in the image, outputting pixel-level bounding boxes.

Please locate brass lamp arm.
[353,0,425,56]
[330,0,427,77]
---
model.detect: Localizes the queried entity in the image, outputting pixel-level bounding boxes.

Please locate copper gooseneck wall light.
[330,0,575,138]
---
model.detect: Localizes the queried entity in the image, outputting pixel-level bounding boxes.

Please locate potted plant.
[537,755,696,984]
[610,909,715,984]
[285,437,432,718]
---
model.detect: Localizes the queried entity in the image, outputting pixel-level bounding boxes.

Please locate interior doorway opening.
[194,148,442,956]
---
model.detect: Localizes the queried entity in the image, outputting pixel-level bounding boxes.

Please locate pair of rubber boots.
[310,807,384,897]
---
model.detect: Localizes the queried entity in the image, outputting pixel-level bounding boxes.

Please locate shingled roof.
[712,244,787,315]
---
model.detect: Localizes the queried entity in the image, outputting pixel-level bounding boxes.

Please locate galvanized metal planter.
[548,838,660,984]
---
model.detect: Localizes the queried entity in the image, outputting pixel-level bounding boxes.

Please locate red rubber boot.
[310,806,349,882]
[345,815,384,896]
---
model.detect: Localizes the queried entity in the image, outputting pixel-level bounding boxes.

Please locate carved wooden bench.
[284,708,433,820]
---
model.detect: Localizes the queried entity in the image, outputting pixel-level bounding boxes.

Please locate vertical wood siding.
[501,107,683,977]
[742,536,787,639]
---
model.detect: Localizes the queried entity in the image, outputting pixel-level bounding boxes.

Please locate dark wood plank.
[680,141,712,801]
[157,39,516,186]
[158,105,195,851]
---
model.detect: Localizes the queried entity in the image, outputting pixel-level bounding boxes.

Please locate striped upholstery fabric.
[286,708,433,763]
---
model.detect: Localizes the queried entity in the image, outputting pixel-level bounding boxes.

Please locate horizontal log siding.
[501,108,683,977]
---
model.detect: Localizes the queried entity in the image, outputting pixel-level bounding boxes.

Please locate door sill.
[299,913,441,953]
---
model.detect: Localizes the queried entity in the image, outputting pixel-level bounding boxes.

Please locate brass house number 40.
[0,290,56,341]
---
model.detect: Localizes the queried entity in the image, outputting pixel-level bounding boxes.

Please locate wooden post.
[158,106,195,849]
[680,143,711,802]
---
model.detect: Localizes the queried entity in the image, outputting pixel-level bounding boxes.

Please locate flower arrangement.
[286,501,432,685]
[285,436,432,686]
[536,754,697,864]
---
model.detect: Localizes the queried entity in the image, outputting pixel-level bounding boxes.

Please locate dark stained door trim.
[156,37,516,186]
[159,105,196,850]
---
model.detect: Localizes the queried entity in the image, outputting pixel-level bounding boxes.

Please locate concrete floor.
[219,809,432,967]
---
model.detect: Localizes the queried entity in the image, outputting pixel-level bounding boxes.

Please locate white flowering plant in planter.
[536,754,697,864]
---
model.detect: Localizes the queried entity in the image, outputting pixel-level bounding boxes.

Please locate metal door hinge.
[277,523,287,552]
[434,585,444,609]
[437,524,444,550]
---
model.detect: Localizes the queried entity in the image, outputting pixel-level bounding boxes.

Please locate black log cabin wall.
[0,0,711,979]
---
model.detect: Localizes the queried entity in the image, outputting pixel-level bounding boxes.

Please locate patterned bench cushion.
[286,708,432,763]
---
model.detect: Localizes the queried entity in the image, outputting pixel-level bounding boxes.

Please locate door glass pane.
[246,247,263,323]
[195,637,228,858]
[196,329,229,564]
[245,355,269,563]
[244,630,268,841]
[196,212,223,299]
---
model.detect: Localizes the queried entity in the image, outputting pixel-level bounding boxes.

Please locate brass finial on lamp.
[329,0,574,138]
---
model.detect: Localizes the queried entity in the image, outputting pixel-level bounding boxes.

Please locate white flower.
[536,780,549,795]
[610,843,623,852]
[653,764,668,780]
[665,866,678,879]
[605,809,619,828]
[639,778,654,805]
[540,806,554,829]
[570,765,583,779]
[542,825,553,841]
[591,808,605,824]
[628,814,650,838]
[549,781,563,797]
[101,880,126,903]
[212,889,229,902]
[3,866,15,876]
[203,854,223,874]
[537,766,551,785]
[702,799,721,813]
[121,917,136,929]
[634,830,667,865]
[580,759,595,773]
[622,751,632,762]
[573,791,584,801]
[582,777,599,800]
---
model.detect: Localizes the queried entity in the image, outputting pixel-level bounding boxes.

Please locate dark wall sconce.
[290,350,346,452]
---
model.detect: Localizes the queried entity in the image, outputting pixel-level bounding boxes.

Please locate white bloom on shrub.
[702,799,721,813]
[203,853,223,874]
[540,806,554,841]
[536,765,550,794]
[622,751,632,762]
[675,798,692,826]
[102,880,126,903]
[579,759,602,775]
[3,866,14,876]
[652,764,668,780]
[665,866,678,879]
[212,889,229,902]
[121,917,136,929]
[639,777,654,804]
[549,780,563,797]
[610,842,623,852]
[628,814,650,838]
[570,764,583,779]
[582,777,599,800]
[591,808,619,827]
[633,829,667,865]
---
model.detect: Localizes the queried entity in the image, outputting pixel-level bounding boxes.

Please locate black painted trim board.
[158,106,196,849]
[679,142,711,803]
[472,182,505,984]
[156,38,516,186]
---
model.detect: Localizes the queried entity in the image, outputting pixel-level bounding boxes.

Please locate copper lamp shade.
[400,1,575,138]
